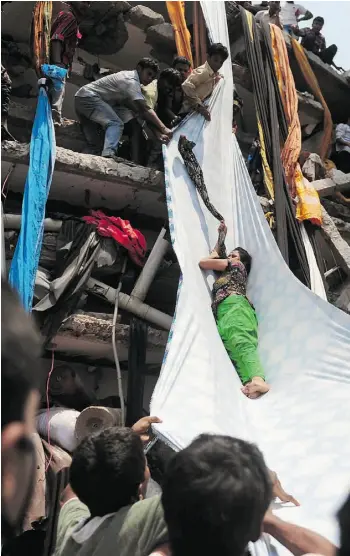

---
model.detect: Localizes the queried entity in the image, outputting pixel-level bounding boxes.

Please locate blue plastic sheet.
[9,65,66,311]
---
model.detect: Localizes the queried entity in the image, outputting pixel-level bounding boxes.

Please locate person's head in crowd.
[1,280,42,542]
[162,434,272,556]
[172,56,191,82]
[312,16,324,33]
[158,68,182,96]
[70,427,150,517]
[269,1,281,16]
[207,43,229,73]
[136,57,160,86]
[338,493,350,556]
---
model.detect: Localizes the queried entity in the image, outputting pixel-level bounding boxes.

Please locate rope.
[112,257,128,426]
[45,350,55,472]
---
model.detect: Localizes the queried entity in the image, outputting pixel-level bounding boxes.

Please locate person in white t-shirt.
[280,1,313,33]
[75,57,173,159]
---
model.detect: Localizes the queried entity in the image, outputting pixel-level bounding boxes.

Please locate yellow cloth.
[166,1,193,67]
[270,25,322,226]
[141,79,158,110]
[181,61,217,110]
[291,39,333,161]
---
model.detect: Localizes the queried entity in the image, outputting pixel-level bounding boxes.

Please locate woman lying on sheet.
[199,221,270,399]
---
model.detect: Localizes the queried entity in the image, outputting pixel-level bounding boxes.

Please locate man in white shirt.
[75,57,173,159]
[335,117,350,174]
[280,1,313,33]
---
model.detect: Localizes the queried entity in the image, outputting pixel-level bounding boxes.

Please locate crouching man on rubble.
[74,58,173,159]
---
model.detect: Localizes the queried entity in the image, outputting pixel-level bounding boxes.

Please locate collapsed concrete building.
[2,1,350,422]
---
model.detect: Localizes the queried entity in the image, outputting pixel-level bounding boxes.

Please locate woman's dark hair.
[137,57,160,74]
[235,247,252,275]
[172,56,191,69]
[207,42,229,61]
[159,68,182,87]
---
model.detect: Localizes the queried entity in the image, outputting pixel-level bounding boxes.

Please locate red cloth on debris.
[83,211,147,266]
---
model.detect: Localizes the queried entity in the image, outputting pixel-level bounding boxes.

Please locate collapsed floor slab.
[2,140,167,218]
[53,311,168,367]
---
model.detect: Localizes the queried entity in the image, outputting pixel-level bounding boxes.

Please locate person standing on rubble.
[50,2,91,124]
[74,58,173,159]
[199,222,270,399]
[292,16,344,70]
[335,116,350,174]
[255,1,282,28]
[279,1,313,34]
[181,43,229,122]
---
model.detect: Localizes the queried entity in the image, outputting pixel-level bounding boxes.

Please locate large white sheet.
[151,2,350,552]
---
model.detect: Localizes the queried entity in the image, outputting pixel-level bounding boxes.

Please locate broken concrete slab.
[312,173,350,197]
[127,5,164,31]
[1,141,167,219]
[146,23,176,52]
[321,207,350,274]
[8,100,86,151]
[335,280,350,314]
[55,311,168,366]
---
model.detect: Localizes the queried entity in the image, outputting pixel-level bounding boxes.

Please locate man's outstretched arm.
[263,512,336,556]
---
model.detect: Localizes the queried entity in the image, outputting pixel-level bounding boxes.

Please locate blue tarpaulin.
[9,65,66,311]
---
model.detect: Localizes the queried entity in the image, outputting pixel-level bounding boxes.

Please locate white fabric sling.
[151,2,350,553]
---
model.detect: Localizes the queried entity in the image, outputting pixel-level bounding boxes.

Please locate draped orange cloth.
[291,38,333,161]
[32,1,52,76]
[270,25,322,226]
[166,1,193,67]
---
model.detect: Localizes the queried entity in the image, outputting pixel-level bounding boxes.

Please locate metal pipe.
[4,214,62,232]
[131,227,169,303]
[112,257,128,426]
[87,278,172,330]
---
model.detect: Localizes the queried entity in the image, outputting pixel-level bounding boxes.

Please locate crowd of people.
[2,277,350,556]
[253,2,344,72]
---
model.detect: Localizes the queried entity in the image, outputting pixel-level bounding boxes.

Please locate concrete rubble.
[127,5,165,31]
[146,23,176,53]
[2,140,164,193]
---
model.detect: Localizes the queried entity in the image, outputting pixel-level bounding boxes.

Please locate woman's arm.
[199,258,229,271]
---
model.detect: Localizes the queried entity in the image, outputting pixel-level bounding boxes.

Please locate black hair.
[1,280,42,429]
[172,56,191,68]
[207,42,229,61]
[70,427,146,516]
[313,16,324,24]
[137,57,159,75]
[159,68,182,87]
[235,247,252,275]
[162,434,272,556]
[338,494,350,556]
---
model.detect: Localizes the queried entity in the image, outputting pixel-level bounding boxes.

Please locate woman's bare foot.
[241,377,270,399]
